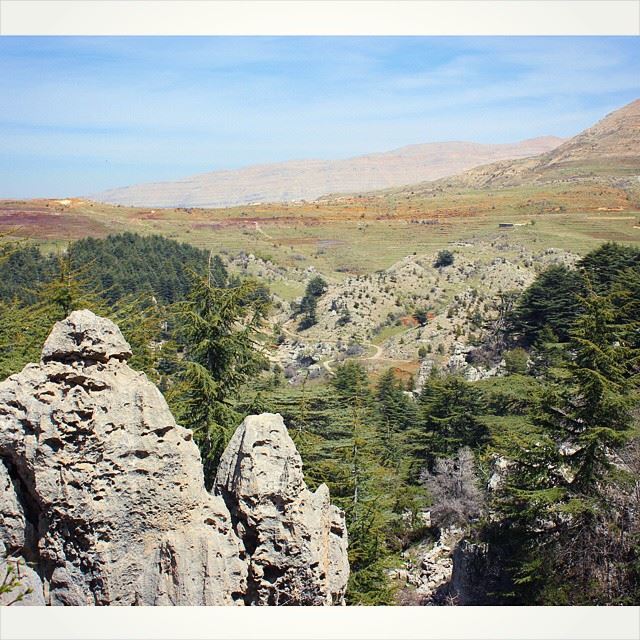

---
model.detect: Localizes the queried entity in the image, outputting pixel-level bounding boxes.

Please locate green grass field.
[2,175,639,289]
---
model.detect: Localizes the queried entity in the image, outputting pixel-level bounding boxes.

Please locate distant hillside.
[394,99,640,193]
[92,137,563,209]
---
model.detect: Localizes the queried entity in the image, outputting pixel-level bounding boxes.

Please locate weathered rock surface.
[0,462,46,605]
[215,413,349,605]
[0,310,348,606]
[0,310,247,605]
[391,526,463,605]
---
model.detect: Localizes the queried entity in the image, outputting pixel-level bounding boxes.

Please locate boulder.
[41,309,132,363]
[215,413,349,605]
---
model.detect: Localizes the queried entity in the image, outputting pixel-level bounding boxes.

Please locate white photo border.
[0,2,638,639]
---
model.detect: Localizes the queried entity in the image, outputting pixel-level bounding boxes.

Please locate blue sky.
[1,36,638,198]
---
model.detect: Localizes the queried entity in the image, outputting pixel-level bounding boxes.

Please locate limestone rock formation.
[0,310,247,605]
[391,525,463,605]
[0,310,347,606]
[215,413,349,605]
[0,462,46,605]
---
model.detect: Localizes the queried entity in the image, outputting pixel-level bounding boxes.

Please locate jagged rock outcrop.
[215,413,349,605]
[0,310,348,606]
[0,310,247,605]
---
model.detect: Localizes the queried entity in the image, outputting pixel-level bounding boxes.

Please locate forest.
[1,233,638,605]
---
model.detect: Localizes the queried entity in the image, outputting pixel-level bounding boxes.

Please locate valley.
[2,169,638,384]
[2,98,640,608]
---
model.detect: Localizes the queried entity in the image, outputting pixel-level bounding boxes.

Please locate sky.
[0,36,638,198]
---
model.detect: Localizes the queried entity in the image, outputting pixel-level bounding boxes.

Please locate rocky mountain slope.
[387,99,640,193]
[231,240,577,383]
[0,310,348,606]
[92,137,563,208]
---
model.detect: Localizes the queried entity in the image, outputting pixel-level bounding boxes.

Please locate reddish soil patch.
[400,316,420,327]
[390,367,416,386]
[136,210,165,220]
[0,208,109,239]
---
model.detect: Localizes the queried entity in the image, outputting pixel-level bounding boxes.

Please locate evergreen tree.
[414,373,488,471]
[433,250,454,268]
[297,276,327,330]
[489,286,639,603]
[558,288,637,491]
[329,362,397,605]
[577,242,640,293]
[168,273,270,486]
[375,368,417,467]
[609,266,640,352]
[0,233,209,306]
[0,254,106,378]
[510,264,585,344]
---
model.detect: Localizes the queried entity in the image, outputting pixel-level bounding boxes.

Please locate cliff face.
[0,310,348,606]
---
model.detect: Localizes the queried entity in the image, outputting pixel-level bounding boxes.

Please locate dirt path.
[254,221,274,239]
[363,341,384,360]
[280,320,413,375]
[322,359,335,375]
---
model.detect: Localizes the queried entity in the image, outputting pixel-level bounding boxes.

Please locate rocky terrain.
[92,137,563,208]
[216,414,349,605]
[250,240,578,383]
[0,310,348,606]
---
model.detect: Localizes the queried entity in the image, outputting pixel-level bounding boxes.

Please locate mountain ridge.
[386,99,640,194]
[92,136,564,209]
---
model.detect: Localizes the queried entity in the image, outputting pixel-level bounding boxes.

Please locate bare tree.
[421,448,484,529]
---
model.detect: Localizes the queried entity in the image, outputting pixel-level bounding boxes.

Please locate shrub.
[504,347,529,374]
[434,250,454,268]
[421,448,484,529]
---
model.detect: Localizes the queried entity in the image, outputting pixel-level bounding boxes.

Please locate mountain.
[400,99,640,192]
[92,137,563,209]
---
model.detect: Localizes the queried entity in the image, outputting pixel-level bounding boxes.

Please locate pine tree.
[414,373,488,471]
[329,363,397,605]
[0,253,106,377]
[510,264,585,344]
[559,288,637,492]
[110,294,163,381]
[577,242,640,293]
[297,276,327,330]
